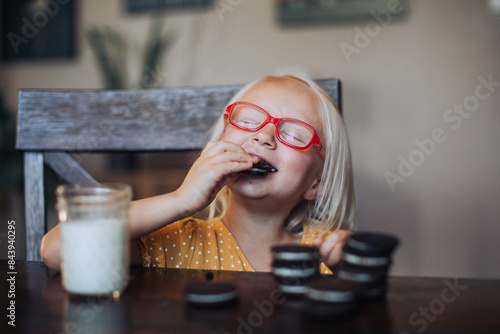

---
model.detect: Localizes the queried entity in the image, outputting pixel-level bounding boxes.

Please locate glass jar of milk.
[57,184,132,298]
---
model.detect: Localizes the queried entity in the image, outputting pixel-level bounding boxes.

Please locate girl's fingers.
[202,141,255,160]
[174,141,258,213]
[319,233,339,262]
[317,230,354,268]
[313,237,324,247]
[206,151,257,167]
[323,242,344,268]
[199,141,258,175]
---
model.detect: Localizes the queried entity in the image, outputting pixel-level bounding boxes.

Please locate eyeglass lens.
[230,104,314,148]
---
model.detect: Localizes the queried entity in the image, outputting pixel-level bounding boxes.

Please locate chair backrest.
[16,79,342,261]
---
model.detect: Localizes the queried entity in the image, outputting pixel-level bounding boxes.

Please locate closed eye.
[236,117,260,128]
[280,130,306,145]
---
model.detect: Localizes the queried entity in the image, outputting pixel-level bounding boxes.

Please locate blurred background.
[1,0,499,279]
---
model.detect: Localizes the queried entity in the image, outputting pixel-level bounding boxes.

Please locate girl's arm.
[40,225,63,271]
[40,141,258,272]
[128,141,258,238]
[40,191,192,271]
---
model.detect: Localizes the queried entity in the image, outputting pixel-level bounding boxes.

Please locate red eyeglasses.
[224,102,324,159]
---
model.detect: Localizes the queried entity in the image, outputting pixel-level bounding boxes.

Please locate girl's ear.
[303,178,322,201]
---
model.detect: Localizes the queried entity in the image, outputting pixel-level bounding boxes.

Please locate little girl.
[41,73,356,274]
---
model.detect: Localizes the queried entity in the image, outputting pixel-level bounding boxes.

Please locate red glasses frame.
[224,101,324,159]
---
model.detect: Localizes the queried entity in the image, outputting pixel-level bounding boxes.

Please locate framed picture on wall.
[125,0,213,13]
[277,0,407,26]
[1,0,77,62]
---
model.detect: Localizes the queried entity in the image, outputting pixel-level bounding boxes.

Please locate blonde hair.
[206,74,356,234]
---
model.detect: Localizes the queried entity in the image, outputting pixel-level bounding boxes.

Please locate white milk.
[60,218,129,296]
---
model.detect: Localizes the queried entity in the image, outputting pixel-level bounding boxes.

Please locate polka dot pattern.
[301,225,334,275]
[138,218,254,272]
[138,218,333,274]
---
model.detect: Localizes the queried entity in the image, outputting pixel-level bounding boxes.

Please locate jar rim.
[56,183,132,203]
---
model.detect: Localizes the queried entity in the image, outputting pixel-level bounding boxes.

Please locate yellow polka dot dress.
[138,217,332,274]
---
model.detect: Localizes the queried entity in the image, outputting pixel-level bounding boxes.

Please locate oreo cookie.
[184,282,238,307]
[272,264,320,295]
[302,277,360,320]
[336,262,387,283]
[271,245,320,262]
[271,245,320,295]
[337,232,399,300]
[335,262,389,301]
[342,245,392,268]
[345,232,399,257]
[242,159,278,176]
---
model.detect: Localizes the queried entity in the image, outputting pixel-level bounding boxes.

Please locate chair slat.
[24,152,45,261]
[16,86,242,151]
[44,152,100,186]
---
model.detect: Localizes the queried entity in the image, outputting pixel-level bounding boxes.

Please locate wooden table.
[2,261,499,333]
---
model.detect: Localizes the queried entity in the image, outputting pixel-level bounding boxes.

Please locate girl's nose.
[251,123,277,149]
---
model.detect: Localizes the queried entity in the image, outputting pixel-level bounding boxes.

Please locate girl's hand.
[313,230,353,269]
[174,141,259,215]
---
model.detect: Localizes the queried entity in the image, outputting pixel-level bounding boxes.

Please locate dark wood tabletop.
[2,261,499,334]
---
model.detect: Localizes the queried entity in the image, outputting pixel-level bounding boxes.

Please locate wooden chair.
[16,79,342,261]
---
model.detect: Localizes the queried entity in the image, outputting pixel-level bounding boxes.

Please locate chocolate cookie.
[184,282,238,307]
[242,159,278,176]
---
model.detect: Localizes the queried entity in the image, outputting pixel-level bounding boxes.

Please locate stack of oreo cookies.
[301,232,399,320]
[336,232,399,299]
[270,245,321,295]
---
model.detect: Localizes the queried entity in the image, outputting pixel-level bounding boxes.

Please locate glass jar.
[56,184,132,297]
